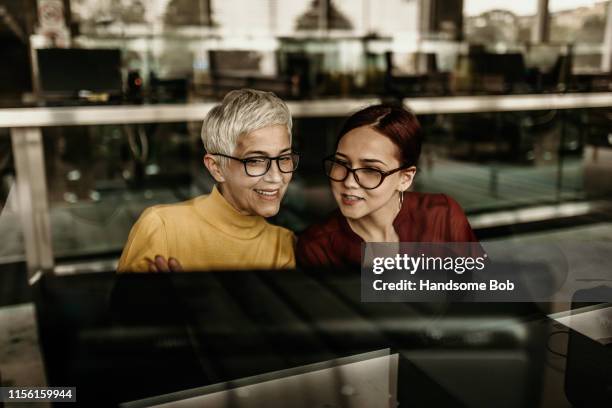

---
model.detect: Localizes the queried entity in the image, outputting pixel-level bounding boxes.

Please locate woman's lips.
[341,193,363,206]
[254,188,280,201]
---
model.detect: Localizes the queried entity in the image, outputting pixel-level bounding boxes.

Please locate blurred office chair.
[452,51,528,94]
[384,51,447,97]
[205,50,293,99]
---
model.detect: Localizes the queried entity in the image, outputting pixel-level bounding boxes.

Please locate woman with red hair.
[296,104,478,270]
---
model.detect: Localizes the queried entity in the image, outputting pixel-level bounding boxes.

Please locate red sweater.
[296,193,478,270]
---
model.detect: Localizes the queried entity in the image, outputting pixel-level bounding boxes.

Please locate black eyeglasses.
[323,156,407,189]
[211,152,300,177]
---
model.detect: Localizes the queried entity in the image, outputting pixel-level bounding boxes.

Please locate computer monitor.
[36,48,123,99]
[0,38,32,103]
[35,270,547,406]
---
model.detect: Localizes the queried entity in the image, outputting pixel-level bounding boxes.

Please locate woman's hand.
[145,255,183,272]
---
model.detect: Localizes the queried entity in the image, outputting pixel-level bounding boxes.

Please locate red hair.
[337,104,422,167]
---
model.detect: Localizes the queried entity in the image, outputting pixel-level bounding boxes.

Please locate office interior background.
[1,1,612,407]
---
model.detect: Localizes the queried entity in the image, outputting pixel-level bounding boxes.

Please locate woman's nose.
[342,170,360,188]
[263,160,283,183]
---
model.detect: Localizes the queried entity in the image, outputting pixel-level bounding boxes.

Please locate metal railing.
[3,93,612,278]
[2,93,612,127]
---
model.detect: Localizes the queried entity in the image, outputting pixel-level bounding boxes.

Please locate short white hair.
[201,89,292,161]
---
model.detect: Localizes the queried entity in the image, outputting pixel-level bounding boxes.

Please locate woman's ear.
[398,166,417,192]
[203,154,226,183]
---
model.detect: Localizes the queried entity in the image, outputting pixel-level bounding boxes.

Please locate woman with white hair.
[118,89,299,272]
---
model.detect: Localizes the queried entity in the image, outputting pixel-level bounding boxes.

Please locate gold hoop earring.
[398,190,404,209]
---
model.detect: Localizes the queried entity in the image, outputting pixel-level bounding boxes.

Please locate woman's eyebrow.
[243,150,268,156]
[244,147,292,156]
[360,158,386,165]
[335,152,384,165]
[335,153,386,166]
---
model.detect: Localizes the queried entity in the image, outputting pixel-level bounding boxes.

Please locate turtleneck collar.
[195,185,267,239]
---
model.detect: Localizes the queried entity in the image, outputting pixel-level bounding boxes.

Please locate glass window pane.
[464,0,537,17]
[0,130,24,265]
[43,121,207,260]
[550,0,608,43]
[464,0,537,45]
[550,0,609,73]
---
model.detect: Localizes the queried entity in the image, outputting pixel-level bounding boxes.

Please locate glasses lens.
[354,168,383,189]
[324,159,348,181]
[245,157,270,176]
[278,153,299,173]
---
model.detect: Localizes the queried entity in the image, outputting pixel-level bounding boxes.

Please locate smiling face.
[331,126,415,221]
[205,124,292,217]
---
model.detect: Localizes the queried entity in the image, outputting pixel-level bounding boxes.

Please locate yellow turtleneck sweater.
[117,186,295,272]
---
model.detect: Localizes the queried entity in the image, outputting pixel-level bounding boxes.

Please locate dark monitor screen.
[0,39,32,96]
[35,270,547,406]
[37,48,122,95]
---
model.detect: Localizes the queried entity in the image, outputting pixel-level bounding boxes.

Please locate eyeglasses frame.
[323,155,409,189]
[210,152,300,177]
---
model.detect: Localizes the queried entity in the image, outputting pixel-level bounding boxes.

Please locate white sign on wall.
[38,0,65,29]
[37,0,70,47]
